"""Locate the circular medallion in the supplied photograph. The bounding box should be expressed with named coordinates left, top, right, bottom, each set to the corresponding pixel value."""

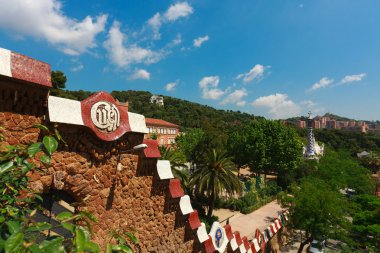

left=90, top=101, right=120, bottom=132
left=215, top=228, right=224, bottom=248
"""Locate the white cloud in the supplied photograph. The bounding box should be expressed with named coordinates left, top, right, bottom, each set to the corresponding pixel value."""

left=251, top=93, right=301, bottom=119
left=220, top=88, right=248, bottom=106
left=70, top=64, right=84, bottom=72
left=104, top=21, right=164, bottom=68
left=199, top=76, right=226, bottom=100
left=147, top=13, right=162, bottom=40
left=0, top=0, right=107, bottom=55
left=165, top=81, right=178, bottom=92
left=202, top=88, right=226, bottom=100
left=170, top=34, right=182, bottom=46
left=236, top=64, right=270, bottom=84
left=340, top=73, right=366, bottom=84
left=193, top=35, right=209, bottom=48
left=129, top=69, right=151, bottom=80
left=164, top=2, right=193, bottom=22
left=309, top=77, right=334, bottom=91
left=300, top=100, right=316, bottom=108
left=199, top=76, right=220, bottom=89
left=147, top=2, right=193, bottom=41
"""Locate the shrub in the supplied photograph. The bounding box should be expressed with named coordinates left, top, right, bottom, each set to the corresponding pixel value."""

left=199, top=215, right=219, bottom=231
left=240, top=191, right=258, bottom=207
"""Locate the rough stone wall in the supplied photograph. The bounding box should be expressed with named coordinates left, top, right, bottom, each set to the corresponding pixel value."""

left=0, top=81, right=199, bottom=252
left=0, top=80, right=47, bottom=147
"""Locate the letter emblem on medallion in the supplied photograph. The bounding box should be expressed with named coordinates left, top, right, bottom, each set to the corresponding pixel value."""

left=90, top=101, right=120, bottom=132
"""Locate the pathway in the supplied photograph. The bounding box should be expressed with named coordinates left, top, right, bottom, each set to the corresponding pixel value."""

left=214, top=200, right=284, bottom=239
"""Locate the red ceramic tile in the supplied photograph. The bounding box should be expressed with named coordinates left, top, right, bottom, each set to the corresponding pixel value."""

left=242, top=236, right=250, bottom=250
left=249, top=242, right=257, bottom=253
left=255, top=228, right=266, bottom=251
left=169, top=178, right=184, bottom=198
left=204, top=236, right=216, bottom=253
left=143, top=139, right=161, bottom=158
left=188, top=210, right=201, bottom=230
left=270, top=225, right=275, bottom=235
left=233, top=231, right=242, bottom=246
left=224, top=224, right=234, bottom=241
left=11, top=52, right=52, bottom=88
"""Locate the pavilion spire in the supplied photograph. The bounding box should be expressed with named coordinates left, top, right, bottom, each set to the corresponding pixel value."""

left=305, top=111, right=316, bottom=159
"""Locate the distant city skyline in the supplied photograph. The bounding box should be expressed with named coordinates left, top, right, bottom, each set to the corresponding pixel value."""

left=0, top=0, right=379, bottom=120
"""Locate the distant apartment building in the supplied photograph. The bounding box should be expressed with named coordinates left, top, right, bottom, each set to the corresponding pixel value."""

left=150, top=95, right=164, bottom=106
left=367, top=124, right=380, bottom=135
left=298, top=120, right=306, bottom=128
left=145, top=118, right=180, bottom=146
left=312, top=120, right=321, bottom=129
left=338, top=121, right=349, bottom=128
left=294, top=116, right=370, bottom=133
left=326, top=120, right=337, bottom=129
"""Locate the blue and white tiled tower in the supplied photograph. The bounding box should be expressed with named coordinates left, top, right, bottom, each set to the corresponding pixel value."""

left=305, top=111, right=316, bottom=159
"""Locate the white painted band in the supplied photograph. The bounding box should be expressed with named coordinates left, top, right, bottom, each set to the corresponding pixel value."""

left=275, top=219, right=281, bottom=229
left=0, top=48, right=11, bottom=77
left=239, top=244, right=247, bottom=253
left=156, top=160, right=174, bottom=180
left=179, top=195, right=193, bottom=215
left=128, top=112, right=148, bottom=133
left=271, top=223, right=277, bottom=233
left=197, top=223, right=209, bottom=243
left=252, top=238, right=261, bottom=252
left=48, top=96, right=84, bottom=125
left=230, top=237, right=238, bottom=251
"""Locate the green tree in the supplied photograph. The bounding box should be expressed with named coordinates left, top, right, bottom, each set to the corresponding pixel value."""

left=190, top=149, right=243, bottom=218
left=176, top=128, right=205, bottom=170
left=51, top=70, right=67, bottom=89
left=282, top=178, right=348, bottom=253
left=349, top=195, right=380, bottom=250
left=315, top=150, right=374, bottom=194
left=228, top=120, right=303, bottom=188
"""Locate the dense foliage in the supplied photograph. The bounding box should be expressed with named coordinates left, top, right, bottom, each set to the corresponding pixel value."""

left=228, top=120, right=303, bottom=188
left=280, top=149, right=377, bottom=252
left=283, top=178, right=348, bottom=253
left=349, top=195, right=380, bottom=249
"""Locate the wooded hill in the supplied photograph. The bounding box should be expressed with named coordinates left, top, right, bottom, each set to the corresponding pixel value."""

left=51, top=89, right=261, bottom=131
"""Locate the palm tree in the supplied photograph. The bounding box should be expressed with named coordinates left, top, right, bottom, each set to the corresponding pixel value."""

left=190, top=149, right=243, bottom=218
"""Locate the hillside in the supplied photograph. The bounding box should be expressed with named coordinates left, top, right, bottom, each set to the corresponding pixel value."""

left=51, top=89, right=260, bottom=131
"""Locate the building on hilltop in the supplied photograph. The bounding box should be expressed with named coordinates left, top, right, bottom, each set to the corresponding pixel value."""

left=145, top=118, right=180, bottom=146
left=303, top=112, right=324, bottom=160
left=150, top=95, right=164, bottom=106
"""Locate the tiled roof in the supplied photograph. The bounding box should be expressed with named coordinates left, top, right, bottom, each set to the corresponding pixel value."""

left=145, top=118, right=180, bottom=128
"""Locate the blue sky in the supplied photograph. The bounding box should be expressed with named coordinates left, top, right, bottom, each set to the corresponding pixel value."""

left=0, top=0, right=379, bottom=120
